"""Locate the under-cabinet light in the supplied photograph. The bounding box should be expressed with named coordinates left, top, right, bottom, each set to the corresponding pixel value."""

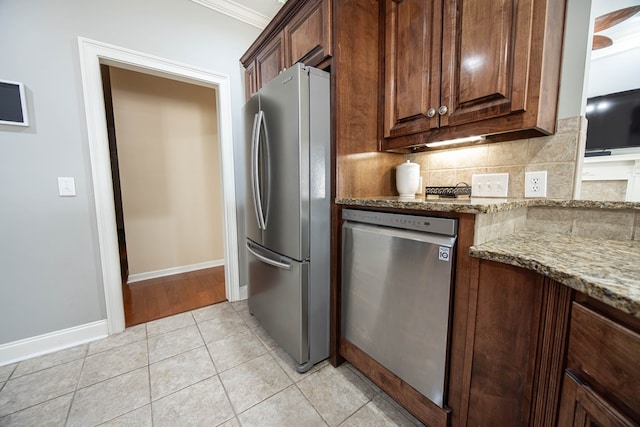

left=425, top=135, right=485, bottom=148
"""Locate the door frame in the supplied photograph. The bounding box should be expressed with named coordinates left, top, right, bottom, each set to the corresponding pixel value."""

left=77, top=37, right=240, bottom=335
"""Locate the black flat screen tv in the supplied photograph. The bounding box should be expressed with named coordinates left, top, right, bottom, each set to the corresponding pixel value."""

left=585, top=88, right=640, bottom=154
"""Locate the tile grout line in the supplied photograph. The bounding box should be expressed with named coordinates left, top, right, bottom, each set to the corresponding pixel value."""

left=292, top=370, right=331, bottom=426
left=145, top=322, right=154, bottom=427
left=192, top=308, right=239, bottom=426
left=64, top=343, right=90, bottom=426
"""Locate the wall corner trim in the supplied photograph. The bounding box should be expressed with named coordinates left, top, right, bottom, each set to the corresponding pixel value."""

left=0, top=321, right=108, bottom=367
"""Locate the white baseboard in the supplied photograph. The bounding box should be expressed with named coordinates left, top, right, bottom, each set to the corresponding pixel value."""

left=239, top=284, right=248, bottom=300
left=127, top=259, right=225, bottom=284
left=0, top=320, right=109, bottom=367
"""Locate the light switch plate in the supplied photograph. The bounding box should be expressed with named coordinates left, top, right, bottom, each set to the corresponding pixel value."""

left=471, top=173, right=509, bottom=198
left=58, top=177, right=76, bottom=197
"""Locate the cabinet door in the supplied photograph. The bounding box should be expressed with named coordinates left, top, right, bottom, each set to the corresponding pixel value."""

left=439, top=0, right=532, bottom=127
left=256, top=33, right=285, bottom=89
left=558, top=371, right=636, bottom=427
left=245, top=60, right=257, bottom=100
left=564, top=302, right=640, bottom=423
left=284, top=0, right=331, bottom=68
left=383, top=0, right=442, bottom=139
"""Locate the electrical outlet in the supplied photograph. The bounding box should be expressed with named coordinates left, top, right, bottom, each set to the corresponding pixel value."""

left=525, top=171, right=547, bottom=198
left=471, top=173, right=509, bottom=198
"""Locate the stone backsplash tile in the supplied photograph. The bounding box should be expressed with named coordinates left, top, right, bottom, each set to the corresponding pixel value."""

left=428, top=169, right=457, bottom=186
left=408, top=116, right=584, bottom=199
left=556, top=116, right=583, bottom=134
left=526, top=206, right=636, bottom=241
left=487, top=140, right=528, bottom=167
left=572, top=209, right=635, bottom=240
left=426, top=145, right=488, bottom=170
left=526, top=207, right=574, bottom=234
left=527, top=132, right=579, bottom=164
left=474, top=207, right=528, bottom=245
left=427, top=168, right=489, bottom=187
left=454, top=168, right=486, bottom=186
left=635, top=212, right=640, bottom=241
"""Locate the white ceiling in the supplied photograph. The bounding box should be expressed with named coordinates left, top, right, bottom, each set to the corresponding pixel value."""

left=588, top=0, right=640, bottom=96
left=590, top=0, right=640, bottom=61
left=191, top=0, right=285, bottom=29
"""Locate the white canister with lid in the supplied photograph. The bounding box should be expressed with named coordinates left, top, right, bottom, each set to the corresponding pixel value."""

left=396, top=160, right=421, bottom=197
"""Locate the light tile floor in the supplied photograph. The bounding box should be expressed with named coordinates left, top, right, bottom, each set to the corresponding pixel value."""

left=0, top=300, right=424, bottom=426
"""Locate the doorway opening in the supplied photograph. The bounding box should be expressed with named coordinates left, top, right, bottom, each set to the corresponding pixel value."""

left=78, top=37, right=240, bottom=335
left=100, top=65, right=228, bottom=326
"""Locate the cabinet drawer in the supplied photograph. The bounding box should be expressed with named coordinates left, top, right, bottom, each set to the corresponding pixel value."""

left=567, top=302, right=640, bottom=419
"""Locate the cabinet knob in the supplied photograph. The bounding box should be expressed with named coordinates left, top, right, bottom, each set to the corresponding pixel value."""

left=427, top=108, right=436, bottom=118
left=438, top=106, right=448, bottom=115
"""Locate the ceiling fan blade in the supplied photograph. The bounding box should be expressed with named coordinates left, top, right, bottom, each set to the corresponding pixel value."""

left=592, top=35, right=613, bottom=50
left=594, top=5, right=640, bottom=33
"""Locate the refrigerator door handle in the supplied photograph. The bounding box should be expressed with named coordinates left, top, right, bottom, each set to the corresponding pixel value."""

left=251, top=111, right=266, bottom=230
left=247, top=244, right=292, bottom=270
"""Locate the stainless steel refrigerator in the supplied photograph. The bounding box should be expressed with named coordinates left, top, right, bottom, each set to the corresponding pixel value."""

left=244, top=63, right=330, bottom=372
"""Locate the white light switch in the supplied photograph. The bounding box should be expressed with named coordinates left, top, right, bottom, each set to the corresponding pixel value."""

left=58, top=177, right=76, bottom=197
left=471, top=173, right=509, bottom=198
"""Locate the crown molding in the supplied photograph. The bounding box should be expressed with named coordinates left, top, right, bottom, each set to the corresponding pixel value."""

left=191, top=0, right=271, bottom=29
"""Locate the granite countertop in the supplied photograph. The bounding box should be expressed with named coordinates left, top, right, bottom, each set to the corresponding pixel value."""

left=470, top=231, right=640, bottom=318
left=335, top=196, right=640, bottom=214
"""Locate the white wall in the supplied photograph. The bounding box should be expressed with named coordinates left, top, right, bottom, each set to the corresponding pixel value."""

left=588, top=47, right=640, bottom=97
left=110, top=68, right=224, bottom=275
left=0, top=0, right=258, bottom=345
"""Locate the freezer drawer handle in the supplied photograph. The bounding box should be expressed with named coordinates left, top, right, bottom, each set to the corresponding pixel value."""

left=247, top=244, right=291, bottom=270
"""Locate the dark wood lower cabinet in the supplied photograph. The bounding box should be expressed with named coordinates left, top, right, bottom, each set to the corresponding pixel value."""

left=460, top=260, right=572, bottom=426
left=558, top=370, right=637, bottom=427
left=557, top=301, right=640, bottom=426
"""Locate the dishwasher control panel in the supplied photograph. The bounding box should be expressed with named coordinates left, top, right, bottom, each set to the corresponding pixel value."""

left=342, top=209, right=457, bottom=237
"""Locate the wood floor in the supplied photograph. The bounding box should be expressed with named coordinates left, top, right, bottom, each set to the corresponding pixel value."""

left=123, top=266, right=227, bottom=327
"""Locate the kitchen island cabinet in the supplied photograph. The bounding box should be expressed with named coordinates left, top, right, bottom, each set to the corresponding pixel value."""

left=382, top=0, right=566, bottom=152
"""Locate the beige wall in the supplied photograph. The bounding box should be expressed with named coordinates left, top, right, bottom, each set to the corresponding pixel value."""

left=407, top=117, right=587, bottom=199
left=110, top=68, right=224, bottom=275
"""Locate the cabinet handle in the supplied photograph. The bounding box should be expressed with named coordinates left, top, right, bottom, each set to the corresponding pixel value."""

left=427, top=108, right=436, bottom=118
left=438, top=106, right=448, bottom=115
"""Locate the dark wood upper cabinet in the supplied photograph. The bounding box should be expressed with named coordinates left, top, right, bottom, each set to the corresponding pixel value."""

left=383, top=0, right=443, bottom=138
left=241, top=0, right=331, bottom=99
left=382, top=0, right=567, bottom=152
left=255, top=33, right=285, bottom=93
left=283, top=0, right=331, bottom=68
left=244, top=60, right=258, bottom=100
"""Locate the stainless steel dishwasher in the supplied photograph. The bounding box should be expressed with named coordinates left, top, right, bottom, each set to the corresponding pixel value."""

left=341, top=209, right=457, bottom=408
